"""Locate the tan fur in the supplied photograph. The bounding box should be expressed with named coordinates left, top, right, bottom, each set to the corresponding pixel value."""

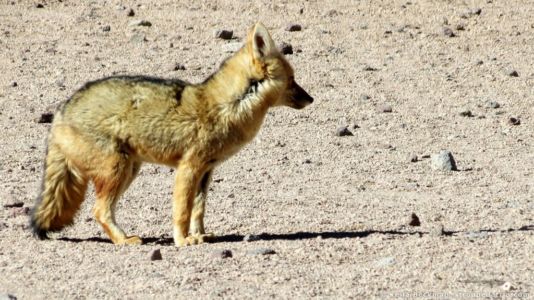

left=31, top=23, right=313, bottom=246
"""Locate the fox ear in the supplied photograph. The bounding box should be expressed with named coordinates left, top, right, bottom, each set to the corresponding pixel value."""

left=249, top=23, right=276, bottom=60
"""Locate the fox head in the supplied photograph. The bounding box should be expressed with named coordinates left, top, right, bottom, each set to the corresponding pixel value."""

left=245, top=23, right=313, bottom=109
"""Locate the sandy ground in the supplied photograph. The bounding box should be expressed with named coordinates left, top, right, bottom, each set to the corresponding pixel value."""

left=1, top=0, right=533, bottom=299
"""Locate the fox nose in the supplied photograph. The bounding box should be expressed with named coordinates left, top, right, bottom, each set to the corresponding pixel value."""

left=295, top=82, right=313, bottom=104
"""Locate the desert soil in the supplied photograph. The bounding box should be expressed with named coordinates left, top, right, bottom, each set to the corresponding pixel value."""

left=0, top=0, right=533, bottom=299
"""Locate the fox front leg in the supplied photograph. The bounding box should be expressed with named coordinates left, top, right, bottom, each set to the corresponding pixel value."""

left=189, top=170, right=215, bottom=242
left=172, top=160, right=211, bottom=246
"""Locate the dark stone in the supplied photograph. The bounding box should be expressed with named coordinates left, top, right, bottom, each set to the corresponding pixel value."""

left=173, top=63, right=186, bottom=71
left=37, top=113, right=54, bottom=124
left=508, top=70, right=519, bottom=77
left=3, top=201, right=24, bottom=208
left=442, top=27, right=455, bottom=37
left=212, top=249, right=233, bottom=259
left=243, top=234, right=261, bottom=242
left=285, top=23, right=302, bottom=32
left=279, top=42, right=293, bottom=55
left=214, top=29, right=233, bottom=40
left=508, top=117, right=520, bottom=126
left=459, top=110, right=473, bottom=117
left=335, top=126, right=353, bottom=137
left=150, top=249, right=162, bottom=261
left=408, top=213, right=421, bottom=226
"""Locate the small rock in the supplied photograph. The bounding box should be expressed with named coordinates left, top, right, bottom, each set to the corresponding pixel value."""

left=243, top=234, right=261, bottom=242
left=508, top=117, right=520, bottom=126
left=486, top=100, right=500, bottom=109
left=3, top=201, right=23, bottom=208
left=129, top=20, right=152, bottom=27
left=500, top=282, right=513, bottom=291
left=442, top=16, right=449, bottom=25
left=35, top=3, right=44, bottom=8
left=0, top=294, right=17, bottom=300
left=212, top=249, right=233, bottom=259
left=335, top=126, right=353, bottom=137
left=430, top=224, right=445, bottom=236
left=150, top=249, right=162, bottom=261
left=378, top=104, right=393, bottom=113
left=285, top=23, right=302, bottom=32
left=375, top=257, right=396, bottom=267
left=129, top=34, right=147, bottom=43
left=324, top=9, right=339, bottom=17
left=11, top=82, right=17, bottom=87
left=214, top=29, right=233, bottom=40
left=55, top=78, right=65, bottom=88
left=471, top=8, right=482, bottom=15
left=222, top=42, right=242, bottom=53
left=442, top=27, right=455, bottom=37
left=459, top=110, right=473, bottom=117
left=409, top=153, right=418, bottom=163
left=278, top=42, right=293, bottom=55
left=127, top=8, right=135, bottom=17
left=408, top=213, right=421, bottom=226
left=102, top=25, right=111, bottom=32
left=362, top=65, right=378, bottom=71
left=456, top=23, right=466, bottom=31
left=475, top=60, right=484, bottom=65
left=431, top=150, right=458, bottom=171
left=247, top=248, right=276, bottom=256
left=303, top=159, right=312, bottom=164
left=37, top=112, right=54, bottom=124
left=507, top=70, right=519, bottom=77
left=360, top=94, right=370, bottom=101
left=172, top=63, right=186, bottom=71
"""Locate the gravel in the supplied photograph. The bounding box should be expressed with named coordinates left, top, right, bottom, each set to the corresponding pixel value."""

left=1, top=1, right=532, bottom=298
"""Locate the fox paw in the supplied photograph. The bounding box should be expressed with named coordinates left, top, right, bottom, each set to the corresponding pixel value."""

left=116, top=235, right=143, bottom=245
left=175, top=233, right=215, bottom=247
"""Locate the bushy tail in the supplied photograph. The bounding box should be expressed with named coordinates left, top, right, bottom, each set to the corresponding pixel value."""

left=31, top=144, right=88, bottom=239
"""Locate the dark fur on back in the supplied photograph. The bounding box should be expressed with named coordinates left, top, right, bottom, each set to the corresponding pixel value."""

left=64, top=75, right=189, bottom=109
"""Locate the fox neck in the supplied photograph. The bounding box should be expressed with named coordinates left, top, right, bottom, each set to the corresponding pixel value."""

left=196, top=48, right=281, bottom=136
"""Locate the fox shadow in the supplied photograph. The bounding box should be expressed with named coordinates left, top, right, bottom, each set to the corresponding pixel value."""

left=58, top=225, right=533, bottom=245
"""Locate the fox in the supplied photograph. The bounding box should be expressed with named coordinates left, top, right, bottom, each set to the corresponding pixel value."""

left=30, top=23, right=313, bottom=246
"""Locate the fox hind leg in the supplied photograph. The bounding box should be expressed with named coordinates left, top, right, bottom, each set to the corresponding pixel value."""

left=93, top=157, right=142, bottom=245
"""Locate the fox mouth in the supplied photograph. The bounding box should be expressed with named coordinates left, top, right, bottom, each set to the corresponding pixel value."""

left=291, top=100, right=312, bottom=109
